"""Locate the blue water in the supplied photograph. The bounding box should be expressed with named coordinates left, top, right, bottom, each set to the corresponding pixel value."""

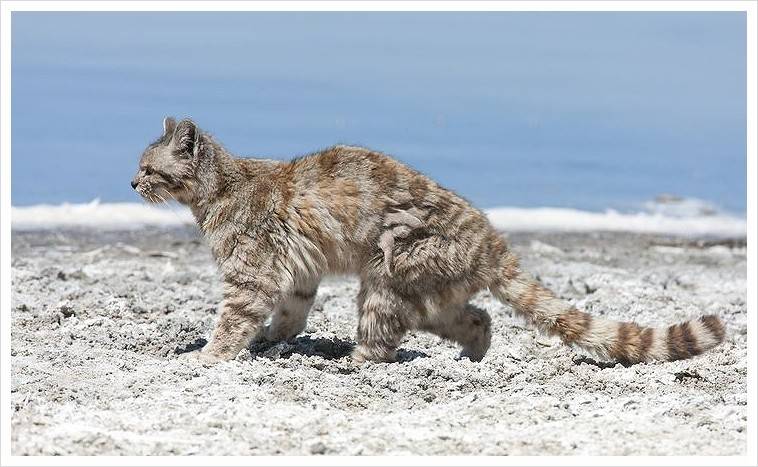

left=11, top=12, right=747, bottom=214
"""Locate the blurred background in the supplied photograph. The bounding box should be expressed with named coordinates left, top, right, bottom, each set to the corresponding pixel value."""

left=11, top=12, right=747, bottom=214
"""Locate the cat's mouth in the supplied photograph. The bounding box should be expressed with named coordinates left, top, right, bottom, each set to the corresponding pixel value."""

left=139, top=182, right=194, bottom=205
left=137, top=183, right=174, bottom=204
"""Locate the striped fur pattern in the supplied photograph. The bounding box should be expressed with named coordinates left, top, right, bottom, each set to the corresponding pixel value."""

left=132, top=117, right=725, bottom=364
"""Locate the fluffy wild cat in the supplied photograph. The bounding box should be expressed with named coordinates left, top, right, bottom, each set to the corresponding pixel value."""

left=131, top=117, right=725, bottom=364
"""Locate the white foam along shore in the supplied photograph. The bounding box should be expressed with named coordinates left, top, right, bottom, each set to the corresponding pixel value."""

left=10, top=199, right=747, bottom=237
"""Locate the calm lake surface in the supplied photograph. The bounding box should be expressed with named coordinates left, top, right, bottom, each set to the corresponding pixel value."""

left=11, top=12, right=747, bottom=214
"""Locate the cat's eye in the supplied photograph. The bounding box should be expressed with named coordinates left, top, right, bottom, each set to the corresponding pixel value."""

left=144, top=167, right=153, bottom=176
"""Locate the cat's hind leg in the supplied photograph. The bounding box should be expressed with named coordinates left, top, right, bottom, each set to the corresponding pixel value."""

left=420, top=302, right=492, bottom=361
left=352, top=281, right=416, bottom=363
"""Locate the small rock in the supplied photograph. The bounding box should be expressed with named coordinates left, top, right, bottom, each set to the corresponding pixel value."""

left=119, top=244, right=142, bottom=255
left=535, top=336, right=555, bottom=347
left=309, top=441, right=327, bottom=455
left=57, top=303, right=76, bottom=318
left=530, top=240, right=565, bottom=256
left=506, top=346, right=523, bottom=360
left=674, top=370, right=703, bottom=382
left=147, top=250, right=179, bottom=259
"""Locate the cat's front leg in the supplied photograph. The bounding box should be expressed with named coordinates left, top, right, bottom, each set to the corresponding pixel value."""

left=259, top=279, right=320, bottom=342
left=201, top=277, right=284, bottom=361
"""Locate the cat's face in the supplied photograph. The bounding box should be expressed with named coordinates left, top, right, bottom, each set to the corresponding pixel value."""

left=132, top=117, right=198, bottom=204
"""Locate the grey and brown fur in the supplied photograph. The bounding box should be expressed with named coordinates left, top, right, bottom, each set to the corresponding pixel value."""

left=132, top=117, right=726, bottom=364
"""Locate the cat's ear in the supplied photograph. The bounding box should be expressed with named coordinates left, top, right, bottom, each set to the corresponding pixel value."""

left=162, top=117, right=177, bottom=136
left=172, top=119, right=199, bottom=155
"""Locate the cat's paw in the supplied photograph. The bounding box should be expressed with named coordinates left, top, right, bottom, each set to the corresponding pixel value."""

left=351, top=345, right=396, bottom=364
left=178, top=350, right=225, bottom=365
left=256, top=324, right=301, bottom=344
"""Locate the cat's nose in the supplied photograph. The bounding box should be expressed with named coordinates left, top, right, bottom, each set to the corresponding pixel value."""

left=131, top=180, right=138, bottom=189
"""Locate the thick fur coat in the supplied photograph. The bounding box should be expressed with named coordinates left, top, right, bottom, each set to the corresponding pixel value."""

left=132, top=118, right=725, bottom=364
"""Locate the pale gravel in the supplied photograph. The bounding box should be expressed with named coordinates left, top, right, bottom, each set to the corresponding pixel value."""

left=9, top=228, right=747, bottom=455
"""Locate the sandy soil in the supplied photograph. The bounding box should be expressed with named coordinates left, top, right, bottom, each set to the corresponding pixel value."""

left=9, top=227, right=747, bottom=455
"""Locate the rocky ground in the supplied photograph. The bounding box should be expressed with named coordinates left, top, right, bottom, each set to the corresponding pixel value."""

left=9, top=227, right=747, bottom=455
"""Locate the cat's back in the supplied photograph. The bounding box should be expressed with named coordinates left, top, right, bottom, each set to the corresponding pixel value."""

left=290, top=144, right=454, bottom=203
left=291, top=144, right=408, bottom=184
left=287, top=145, right=486, bottom=232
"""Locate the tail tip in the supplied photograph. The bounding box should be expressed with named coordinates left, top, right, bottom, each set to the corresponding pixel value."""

left=698, top=314, right=726, bottom=344
left=664, top=314, right=725, bottom=361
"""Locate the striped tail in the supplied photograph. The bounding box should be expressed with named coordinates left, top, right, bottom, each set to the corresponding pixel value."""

left=490, top=258, right=725, bottom=363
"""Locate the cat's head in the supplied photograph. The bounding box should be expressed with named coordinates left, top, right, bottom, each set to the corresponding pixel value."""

left=132, top=117, right=202, bottom=204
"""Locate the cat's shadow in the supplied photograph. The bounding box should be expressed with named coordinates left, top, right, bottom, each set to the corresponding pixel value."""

left=249, top=334, right=355, bottom=360
left=176, top=335, right=429, bottom=362
left=250, top=335, right=429, bottom=362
